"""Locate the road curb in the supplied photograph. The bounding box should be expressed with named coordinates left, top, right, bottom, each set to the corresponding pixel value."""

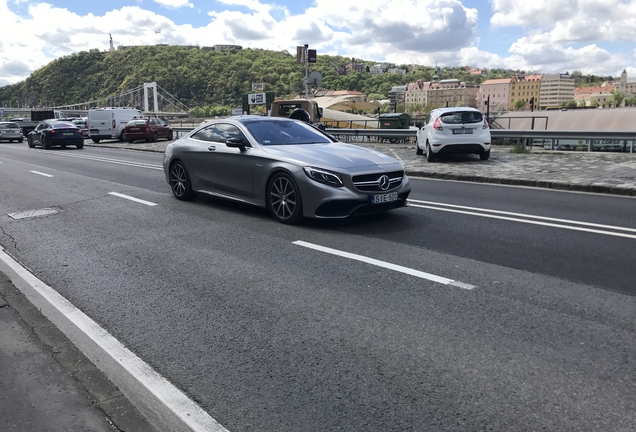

left=405, top=170, right=636, bottom=196
left=0, top=247, right=229, bottom=432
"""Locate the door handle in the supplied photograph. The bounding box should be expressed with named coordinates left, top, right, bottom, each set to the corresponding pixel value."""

left=208, top=146, right=216, bottom=151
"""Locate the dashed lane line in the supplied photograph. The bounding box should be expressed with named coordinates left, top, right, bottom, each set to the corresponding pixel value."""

left=293, top=240, right=476, bottom=290
left=108, top=192, right=157, bottom=206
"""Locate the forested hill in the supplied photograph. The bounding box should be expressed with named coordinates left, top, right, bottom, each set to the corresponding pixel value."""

left=0, top=46, right=504, bottom=111
left=0, top=46, right=611, bottom=112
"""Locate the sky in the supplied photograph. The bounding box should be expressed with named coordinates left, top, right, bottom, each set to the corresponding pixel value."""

left=1, top=0, right=636, bottom=87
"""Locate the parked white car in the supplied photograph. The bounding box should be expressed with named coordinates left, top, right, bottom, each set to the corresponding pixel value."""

left=416, top=107, right=491, bottom=161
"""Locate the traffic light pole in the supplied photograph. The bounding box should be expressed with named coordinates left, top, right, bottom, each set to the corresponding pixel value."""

left=304, top=44, right=309, bottom=99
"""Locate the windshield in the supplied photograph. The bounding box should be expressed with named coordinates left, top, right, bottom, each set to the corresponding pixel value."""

left=1, top=123, right=20, bottom=129
left=440, top=111, right=483, bottom=124
left=51, top=122, right=77, bottom=128
left=244, top=120, right=331, bottom=145
left=128, top=120, right=148, bottom=126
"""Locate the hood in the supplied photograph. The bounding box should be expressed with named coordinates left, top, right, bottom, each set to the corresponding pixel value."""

left=261, top=142, right=400, bottom=170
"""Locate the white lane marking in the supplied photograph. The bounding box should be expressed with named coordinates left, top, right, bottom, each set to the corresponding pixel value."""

left=293, top=240, right=476, bottom=290
left=108, top=192, right=157, bottom=206
left=30, top=170, right=54, bottom=178
left=0, top=247, right=229, bottom=432
left=409, top=201, right=636, bottom=240
left=8, top=208, right=58, bottom=220
left=8, top=145, right=163, bottom=170
left=410, top=199, right=636, bottom=233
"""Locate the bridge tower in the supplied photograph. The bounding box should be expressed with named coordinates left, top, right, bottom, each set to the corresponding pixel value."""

left=143, top=82, right=159, bottom=114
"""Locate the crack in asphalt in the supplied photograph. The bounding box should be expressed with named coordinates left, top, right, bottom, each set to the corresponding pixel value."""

left=0, top=222, right=20, bottom=252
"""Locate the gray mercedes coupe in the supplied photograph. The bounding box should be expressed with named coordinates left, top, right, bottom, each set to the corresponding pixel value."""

left=162, top=116, right=411, bottom=224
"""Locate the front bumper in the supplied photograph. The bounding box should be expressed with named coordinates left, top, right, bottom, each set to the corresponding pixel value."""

left=298, top=173, right=412, bottom=219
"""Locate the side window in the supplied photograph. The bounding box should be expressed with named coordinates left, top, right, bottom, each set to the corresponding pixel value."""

left=215, top=123, right=247, bottom=143
left=191, top=123, right=248, bottom=144
left=150, top=118, right=159, bottom=126
left=191, top=124, right=221, bottom=142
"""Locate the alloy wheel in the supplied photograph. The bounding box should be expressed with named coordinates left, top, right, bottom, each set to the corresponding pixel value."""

left=268, top=174, right=302, bottom=224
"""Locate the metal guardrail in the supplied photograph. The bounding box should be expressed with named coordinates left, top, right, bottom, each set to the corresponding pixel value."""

left=170, top=126, right=635, bottom=153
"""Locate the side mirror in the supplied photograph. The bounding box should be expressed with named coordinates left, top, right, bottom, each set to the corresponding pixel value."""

left=225, top=137, right=249, bottom=151
left=317, top=107, right=323, bottom=119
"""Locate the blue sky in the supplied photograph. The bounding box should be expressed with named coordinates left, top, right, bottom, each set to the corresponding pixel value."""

left=1, top=0, right=636, bottom=86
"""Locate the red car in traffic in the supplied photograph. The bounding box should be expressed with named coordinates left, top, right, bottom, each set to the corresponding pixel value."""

left=123, top=117, right=174, bottom=143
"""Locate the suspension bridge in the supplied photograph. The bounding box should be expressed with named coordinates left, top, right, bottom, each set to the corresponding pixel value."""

left=1, top=82, right=190, bottom=119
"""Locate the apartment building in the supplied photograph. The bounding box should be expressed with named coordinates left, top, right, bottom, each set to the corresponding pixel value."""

left=509, top=74, right=542, bottom=110
left=574, top=85, right=614, bottom=107
left=427, top=79, right=479, bottom=108
left=478, top=78, right=511, bottom=113
left=538, top=73, right=575, bottom=109
left=388, top=85, right=407, bottom=110
left=404, top=80, right=430, bottom=108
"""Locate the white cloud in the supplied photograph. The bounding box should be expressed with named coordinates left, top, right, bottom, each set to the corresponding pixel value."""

left=153, top=0, right=193, bottom=9
left=491, top=0, right=636, bottom=43
left=0, top=0, right=634, bottom=86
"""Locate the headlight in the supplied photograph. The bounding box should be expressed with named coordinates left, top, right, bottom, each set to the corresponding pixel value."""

left=303, top=166, right=344, bottom=187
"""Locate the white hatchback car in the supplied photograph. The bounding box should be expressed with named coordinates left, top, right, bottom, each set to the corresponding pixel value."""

left=416, top=107, right=491, bottom=162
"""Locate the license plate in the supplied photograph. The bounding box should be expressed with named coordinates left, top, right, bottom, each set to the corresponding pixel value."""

left=131, top=127, right=140, bottom=131
left=371, top=192, right=398, bottom=204
left=63, top=132, right=75, bottom=136
left=452, top=128, right=473, bottom=134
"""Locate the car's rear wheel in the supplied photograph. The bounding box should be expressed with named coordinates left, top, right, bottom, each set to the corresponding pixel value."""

left=152, top=132, right=158, bottom=142
left=42, top=135, right=51, bottom=149
left=268, top=173, right=303, bottom=224
left=425, top=142, right=436, bottom=162
left=76, top=141, right=84, bottom=149
left=92, top=138, right=100, bottom=143
left=416, top=140, right=423, bottom=155
left=168, top=131, right=174, bottom=141
left=119, top=131, right=125, bottom=142
left=18, top=137, right=23, bottom=143
left=480, top=150, right=490, bottom=161
left=169, top=161, right=197, bottom=201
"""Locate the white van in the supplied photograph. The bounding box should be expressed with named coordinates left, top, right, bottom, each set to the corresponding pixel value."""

left=88, top=107, right=143, bottom=143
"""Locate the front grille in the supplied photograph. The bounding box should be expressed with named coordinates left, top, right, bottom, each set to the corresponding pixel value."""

left=352, top=170, right=404, bottom=192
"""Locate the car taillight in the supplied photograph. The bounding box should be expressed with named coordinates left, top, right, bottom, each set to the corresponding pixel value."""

left=146, top=127, right=151, bottom=132
left=50, top=129, right=56, bottom=134
left=433, top=118, right=443, bottom=131
left=483, top=119, right=489, bottom=129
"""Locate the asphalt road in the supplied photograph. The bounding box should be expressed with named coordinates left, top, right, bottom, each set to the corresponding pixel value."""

left=1, top=143, right=635, bottom=431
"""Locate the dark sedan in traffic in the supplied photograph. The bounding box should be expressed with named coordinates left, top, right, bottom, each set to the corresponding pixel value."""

left=163, top=116, right=410, bottom=224
left=27, top=119, right=84, bottom=149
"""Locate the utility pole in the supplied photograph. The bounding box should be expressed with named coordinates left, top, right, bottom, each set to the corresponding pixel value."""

left=304, top=44, right=309, bottom=98
left=485, top=95, right=490, bottom=122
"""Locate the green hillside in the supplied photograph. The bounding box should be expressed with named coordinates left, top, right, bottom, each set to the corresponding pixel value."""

left=0, top=46, right=516, bottom=114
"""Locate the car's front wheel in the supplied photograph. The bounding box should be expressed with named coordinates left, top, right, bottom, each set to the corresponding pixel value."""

left=268, top=173, right=303, bottom=224
left=27, top=136, right=35, bottom=148
left=480, top=150, right=490, bottom=161
left=425, top=142, right=436, bottom=162
left=169, top=161, right=197, bottom=201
